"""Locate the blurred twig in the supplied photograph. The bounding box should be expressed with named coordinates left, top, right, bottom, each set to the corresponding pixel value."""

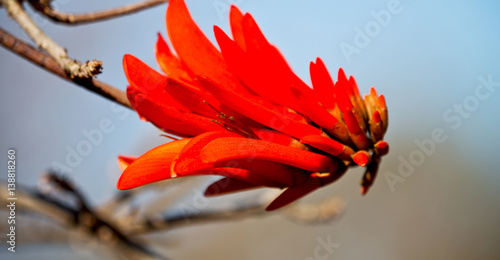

left=0, top=27, right=132, bottom=108
left=2, top=0, right=102, bottom=78
left=129, top=203, right=267, bottom=234
left=0, top=172, right=166, bottom=260
left=28, top=0, right=169, bottom=25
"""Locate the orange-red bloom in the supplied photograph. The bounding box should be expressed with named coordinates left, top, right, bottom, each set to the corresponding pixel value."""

left=118, top=0, right=389, bottom=211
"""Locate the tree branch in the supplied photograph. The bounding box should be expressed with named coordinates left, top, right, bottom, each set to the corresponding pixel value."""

left=0, top=27, right=132, bottom=109
left=2, top=0, right=101, bottom=78
left=129, top=203, right=267, bottom=234
left=28, top=0, right=169, bottom=25
left=0, top=172, right=166, bottom=260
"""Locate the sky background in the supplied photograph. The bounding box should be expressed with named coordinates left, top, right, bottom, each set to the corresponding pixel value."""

left=1, top=0, right=500, bottom=259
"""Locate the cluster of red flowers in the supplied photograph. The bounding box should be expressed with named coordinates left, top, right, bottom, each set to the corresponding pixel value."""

left=117, top=0, right=389, bottom=211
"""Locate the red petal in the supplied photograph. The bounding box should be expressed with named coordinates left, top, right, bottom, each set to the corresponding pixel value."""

left=195, top=167, right=282, bottom=187
left=372, top=111, right=382, bottom=124
left=174, top=131, right=306, bottom=186
left=334, top=79, right=354, bottom=113
left=124, top=54, right=191, bottom=112
left=344, top=109, right=370, bottom=150
left=241, top=13, right=269, bottom=53
left=266, top=169, right=347, bottom=211
left=166, top=0, right=249, bottom=94
left=163, top=78, right=222, bottom=119
left=300, top=135, right=344, bottom=157
left=205, top=177, right=263, bottom=196
left=251, top=128, right=292, bottom=146
left=155, top=33, right=194, bottom=84
left=197, top=77, right=320, bottom=139
left=131, top=93, right=222, bottom=137
left=229, top=5, right=246, bottom=51
left=123, top=54, right=168, bottom=92
left=310, top=58, right=336, bottom=109
left=344, top=109, right=362, bottom=134
left=235, top=16, right=336, bottom=129
left=352, top=151, right=371, bottom=167
left=266, top=177, right=322, bottom=211
left=117, top=155, right=138, bottom=172
left=200, top=137, right=337, bottom=173
left=117, top=139, right=191, bottom=189
left=173, top=131, right=240, bottom=175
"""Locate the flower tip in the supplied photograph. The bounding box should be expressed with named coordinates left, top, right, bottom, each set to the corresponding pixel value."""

left=117, top=155, right=137, bottom=171
left=374, top=140, right=389, bottom=156
left=361, top=186, right=369, bottom=195
left=116, top=173, right=136, bottom=190
left=377, top=94, right=386, bottom=108
left=338, top=67, right=347, bottom=82
left=372, top=111, right=382, bottom=124
left=352, top=151, right=371, bottom=167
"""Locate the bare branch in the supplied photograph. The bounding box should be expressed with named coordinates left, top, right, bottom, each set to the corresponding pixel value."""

left=2, top=0, right=101, bottom=78
left=28, top=0, right=169, bottom=25
left=129, top=203, right=267, bottom=234
left=0, top=27, right=132, bottom=109
left=281, top=196, right=345, bottom=223
left=0, top=173, right=166, bottom=260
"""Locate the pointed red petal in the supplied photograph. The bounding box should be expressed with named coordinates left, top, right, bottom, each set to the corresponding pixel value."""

left=131, top=93, right=221, bottom=137
left=174, top=131, right=305, bottom=186
left=117, top=139, right=191, bottom=189
left=266, top=177, right=322, bottom=211
left=300, top=134, right=354, bottom=160
left=200, top=137, right=337, bottom=173
left=352, top=150, right=371, bottom=167
left=310, top=58, right=336, bottom=109
left=155, top=33, right=194, bottom=83
left=372, top=110, right=382, bottom=124
left=348, top=75, right=361, bottom=97
left=124, top=54, right=192, bottom=112
left=266, top=169, right=347, bottom=211
left=235, top=16, right=336, bottom=129
left=195, top=167, right=282, bottom=187
left=251, top=128, right=292, bottom=146
left=163, top=78, right=222, bottom=119
left=197, top=77, right=321, bottom=139
left=229, top=5, right=246, bottom=51
left=334, top=79, right=354, bottom=113
left=344, top=109, right=362, bottom=134
left=205, top=177, right=262, bottom=196
left=123, top=54, right=167, bottom=92
left=117, top=155, right=138, bottom=172
left=166, top=0, right=249, bottom=94
left=173, top=131, right=239, bottom=175
left=344, top=109, right=370, bottom=150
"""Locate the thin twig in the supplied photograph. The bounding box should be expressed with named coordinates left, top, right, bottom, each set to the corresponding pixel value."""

left=0, top=27, right=132, bottom=109
left=0, top=173, right=167, bottom=260
left=2, top=0, right=101, bottom=78
left=28, top=0, right=169, bottom=25
left=130, top=203, right=267, bottom=234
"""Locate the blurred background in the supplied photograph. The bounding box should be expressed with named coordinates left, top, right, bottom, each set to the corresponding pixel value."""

left=1, top=0, right=500, bottom=259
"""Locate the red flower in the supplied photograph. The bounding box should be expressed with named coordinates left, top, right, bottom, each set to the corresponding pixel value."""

left=118, top=0, right=389, bottom=211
